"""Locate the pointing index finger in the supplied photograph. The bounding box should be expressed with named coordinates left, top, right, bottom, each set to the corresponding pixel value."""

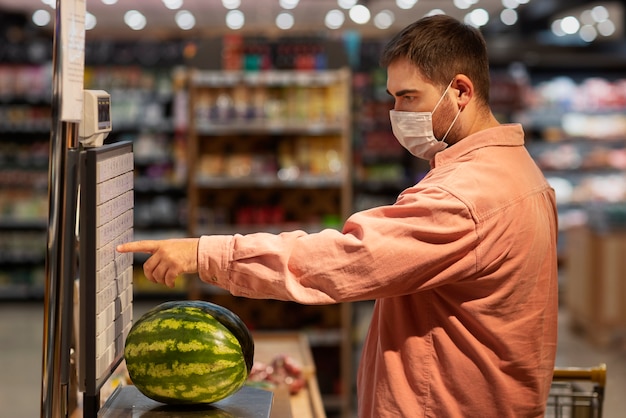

left=116, top=240, right=159, bottom=254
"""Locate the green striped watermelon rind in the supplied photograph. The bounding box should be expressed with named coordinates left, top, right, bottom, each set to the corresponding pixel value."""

left=143, top=300, right=255, bottom=372
left=124, top=300, right=255, bottom=405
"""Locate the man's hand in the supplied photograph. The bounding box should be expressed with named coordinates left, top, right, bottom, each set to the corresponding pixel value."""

left=117, top=238, right=199, bottom=288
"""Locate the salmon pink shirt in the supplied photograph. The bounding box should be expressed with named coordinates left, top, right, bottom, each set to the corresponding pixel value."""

left=198, top=124, right=558, bottom=417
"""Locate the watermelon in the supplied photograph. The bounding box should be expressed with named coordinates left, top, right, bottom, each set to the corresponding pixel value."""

left=124, top=300, right=254, bottom=404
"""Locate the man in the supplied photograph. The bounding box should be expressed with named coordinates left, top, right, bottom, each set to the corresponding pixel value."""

left=118, top=15, right=558, bottom=417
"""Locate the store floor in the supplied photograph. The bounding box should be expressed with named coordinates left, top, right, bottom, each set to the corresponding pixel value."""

left=1, top=300, right=624, bottom=418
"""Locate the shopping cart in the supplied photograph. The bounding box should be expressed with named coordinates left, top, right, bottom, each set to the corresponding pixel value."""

left=545, top=363, right=607, bottom=418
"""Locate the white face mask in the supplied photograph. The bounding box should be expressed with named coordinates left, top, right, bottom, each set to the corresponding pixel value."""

left=389, top=80, right=461, bottom=160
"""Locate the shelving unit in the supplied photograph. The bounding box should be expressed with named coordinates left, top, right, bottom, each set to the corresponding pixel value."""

left=185, top=67, right=353, bottom=417
left=507, top=71, right=626, bottom=346
left=0, top=38, right=192, bottom=300
left=0, top=63, right=51, bottom=299
left=511, top=73, right=626, bottom=255
left=186, top=68, right=352, bottom=235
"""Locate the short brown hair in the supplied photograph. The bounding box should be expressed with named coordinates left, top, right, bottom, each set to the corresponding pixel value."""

left=380, top=15, right=491, bottom=105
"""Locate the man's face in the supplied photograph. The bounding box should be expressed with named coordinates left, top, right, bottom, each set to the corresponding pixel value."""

left=386, top=57, right=441, bottom=113
left=386, top=57, right=460, bottom=142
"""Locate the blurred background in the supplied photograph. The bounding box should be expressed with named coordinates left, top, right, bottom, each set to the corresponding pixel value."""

left=0, top=1, right=625, bottom=417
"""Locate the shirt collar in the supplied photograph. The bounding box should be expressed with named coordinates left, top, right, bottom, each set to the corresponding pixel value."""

left=430, top=123, right=525, bottom=169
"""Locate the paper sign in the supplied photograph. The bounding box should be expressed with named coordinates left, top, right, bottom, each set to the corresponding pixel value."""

left=60, top=0, right=86, bottom=122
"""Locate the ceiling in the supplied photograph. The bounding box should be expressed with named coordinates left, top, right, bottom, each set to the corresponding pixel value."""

left=1, top=0, right=624, bottom=69
left=0, top=0, right=615, bottom=41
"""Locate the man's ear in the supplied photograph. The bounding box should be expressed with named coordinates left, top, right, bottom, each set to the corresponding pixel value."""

left=452, top=75, right=473, bottom=108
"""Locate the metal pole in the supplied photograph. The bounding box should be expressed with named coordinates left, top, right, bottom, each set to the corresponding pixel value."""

left=41, top=0, right=81, bottom=416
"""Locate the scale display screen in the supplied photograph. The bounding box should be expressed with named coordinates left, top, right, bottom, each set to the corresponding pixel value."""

left=97, top=96, right=111, bottom=130
left=78, top=141, right=134, bottom=395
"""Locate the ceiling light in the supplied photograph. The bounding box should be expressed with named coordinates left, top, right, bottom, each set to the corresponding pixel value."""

left=579, top=24, right=597, bottom=42
left=40, top=0, right=55, bottom=8
left=338, top=0, right=357, bottom=10
left=349, top=5, right=371, bottom=25
left=597, top=19, right=615, bottom=37
left=501, top=0, right=518, bottom=9
left=276, top=12, right=294, bottom=29
left=500, top=8, right=517, bottom=26
left=374, top=10, right=395, bottom=30
left=85, top=12, right=97, bottom=30
left=279, top=0, right=299, bottom=10
left=101, top=0, right=118, bottom=5
left=175, top=10, right=195, bottom=30
left=396, top=0, right=418, bottom=10
left=580, top=10, right=595, bottom=26
left=466, top=8, right=489, bottom=27
left=560, top=16, right=580, bottom=35
left=124, top=10, right=147, bottom=30
left=591, top=5, right=609, bottom=23
left=425, top=9, right=445, bottom=17
left=453, top=0, right=472, bottom=10
left=32, top=9, right=51, bottom=27
left=222, top=0, right=241, bottom=10
left=325, top=9, right=345, bottom=29
left=551, top=19, right=566, bottom=37
left=163, top=0, right=183, bottom=10
left=226, top=9, right=245, bottom=30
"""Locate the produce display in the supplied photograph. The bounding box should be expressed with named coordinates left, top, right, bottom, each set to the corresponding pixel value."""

left=247, top=354, right=307, bottom=395
left=124, top=300, right=254, bottom=404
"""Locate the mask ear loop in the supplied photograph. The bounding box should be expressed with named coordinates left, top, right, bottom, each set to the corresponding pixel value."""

left=432, top=78, right=459, bottom=143
left=441, top=106, right=462, bottom=142
left=431, top=78, right=455, bottom=113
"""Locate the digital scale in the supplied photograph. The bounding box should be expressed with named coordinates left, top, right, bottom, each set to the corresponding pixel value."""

left=75, top=94, right=273, bottom=418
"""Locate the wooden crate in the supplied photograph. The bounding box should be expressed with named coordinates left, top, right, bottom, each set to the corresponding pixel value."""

left=565, top=227, right=626, bottom=346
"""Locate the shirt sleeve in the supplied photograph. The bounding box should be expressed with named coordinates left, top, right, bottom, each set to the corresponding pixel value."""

left=197, top=185, right=479, bottom=304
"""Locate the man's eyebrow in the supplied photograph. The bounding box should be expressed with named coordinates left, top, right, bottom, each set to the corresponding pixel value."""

left=386, top=88, right=420, bottom=97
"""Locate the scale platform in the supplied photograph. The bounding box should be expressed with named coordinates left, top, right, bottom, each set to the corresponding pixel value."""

left=99, top=385, right=274, bottom=418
